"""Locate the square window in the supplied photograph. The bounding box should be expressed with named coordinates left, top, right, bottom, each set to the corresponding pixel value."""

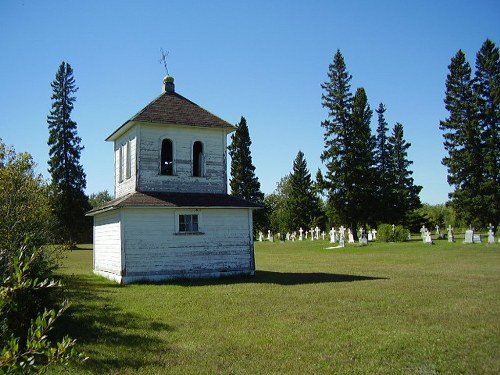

left=179, top=214, right=199, bottom=233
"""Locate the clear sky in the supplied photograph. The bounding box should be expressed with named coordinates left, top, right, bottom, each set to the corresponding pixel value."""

left=1, top=0, right=499, bottom=204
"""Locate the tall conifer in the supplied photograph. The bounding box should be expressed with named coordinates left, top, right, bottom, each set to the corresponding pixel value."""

left=47, top=61, right=90, bottom=243
left=474, top=39, right=500, bottom=226
left=284, top=151, right=321, bottom=231
left=440, top=50, right=485, bottom=226
left=374, top=103, right=391, bottom=223
left=387, top=123, right=422, bottom=223
left=228, top=116, right=264, bottom=204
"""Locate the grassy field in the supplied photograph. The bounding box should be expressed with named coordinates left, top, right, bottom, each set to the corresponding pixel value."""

left=50, top=239, right=500, bottom=374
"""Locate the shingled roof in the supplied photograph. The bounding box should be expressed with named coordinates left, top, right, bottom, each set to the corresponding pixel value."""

left=106, top=78, right=235, bottom=141
left=87, top=191, right=262, bottom=216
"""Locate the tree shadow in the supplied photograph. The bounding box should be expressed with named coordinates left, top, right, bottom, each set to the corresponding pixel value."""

left=166, top=270, right=387, bottom=287
left=52, top=274, right=175, bottom=373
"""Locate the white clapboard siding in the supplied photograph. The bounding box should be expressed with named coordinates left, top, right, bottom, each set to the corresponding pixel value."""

left=114, top=128, right=137, bottom=198
left=121, top=208, right=253, bottom=277
left=137, top=124, right=228, bottom=194
left=93, top=211, right=122, bottom=276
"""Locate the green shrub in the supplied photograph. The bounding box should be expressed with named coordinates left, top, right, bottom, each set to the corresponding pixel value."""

left=377, top=224, right=408, bottom=242
left=0, top=246, right=86, bottom=374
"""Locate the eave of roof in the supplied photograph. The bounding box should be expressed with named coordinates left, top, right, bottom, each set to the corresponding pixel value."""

left=106, top=91, right=235, bottom=141
left=87, top=191, right=262, bottom=216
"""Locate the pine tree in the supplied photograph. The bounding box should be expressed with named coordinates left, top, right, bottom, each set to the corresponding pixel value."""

left=387, top=123, right=422, bottom=223
left=373, top=103, right=391, bottom=223
left=474, top=39, right=500, bottom=226
left=284, top=151, right=321, bottom=231
left=47, top=61, right=90, bottom=243
left=440, top=50, right=484, bottom=227
left=228, top=116, right=264, bottom=203
left=320, top=50, right=353, bottom=227
left=344, top=87, right=376, bottom=231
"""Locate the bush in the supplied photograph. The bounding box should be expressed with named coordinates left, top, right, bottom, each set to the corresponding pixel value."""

left=377, top=224, right=408, bottom=242
left=0, top=245, right=85, bottom=374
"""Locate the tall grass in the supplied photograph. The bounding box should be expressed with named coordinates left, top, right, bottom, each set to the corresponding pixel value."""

left=50, top=240, right=500, bottom=374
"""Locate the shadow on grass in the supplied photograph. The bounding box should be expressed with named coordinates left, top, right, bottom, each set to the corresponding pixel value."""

left=168, top=270, right=387, bottom=287
left=52, top=274, right=175, bottom=373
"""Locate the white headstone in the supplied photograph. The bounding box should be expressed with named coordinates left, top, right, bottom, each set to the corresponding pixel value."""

left=329, top=228, right=336, bottom=243
left=348, top=229, right=354, bottom=243
left=488, top=228, right=495, bottom=244
left=464, top=229, right=474, bottom=244
left=299, top=227, right=304, bottom=241
left=448, top=225, right=454, bottom=242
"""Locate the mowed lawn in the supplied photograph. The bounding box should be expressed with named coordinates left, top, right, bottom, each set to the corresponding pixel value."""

left=50, top=240, right=500, bottom=374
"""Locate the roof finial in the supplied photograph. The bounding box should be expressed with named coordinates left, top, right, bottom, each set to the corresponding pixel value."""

left=160, top=48, right=175, bottom=93
left=159, top=48, right=169, bottom=76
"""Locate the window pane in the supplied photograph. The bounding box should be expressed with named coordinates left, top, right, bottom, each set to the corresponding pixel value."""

left=161, top=139, right=173, bottom=175
left=179, top=214, right=199, bottom=233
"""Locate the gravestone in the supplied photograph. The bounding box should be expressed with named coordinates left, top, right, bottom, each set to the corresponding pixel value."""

left=299, top=227, right=304, bottom=241
left=359, top=228, right=368, bottom=245
left=424, top=230, right=433, bottom=245
left=372, top=229, right=377, bottom=241
left=420, top=225, right=427, bottom=239
left=258, top=231, right=263, bottom=242
left=473, top=234, right=481, bottom=243
left=447, top=225, right=455, bottom=242
left=329, top=227, right=336, bottom=243
left=339, top=230, right=345, bottom=247
left=488, top=227, right=495, bottom=244
left=348, top=229, right=355, bottom=243
left=464, top=228, right=474, bottom=244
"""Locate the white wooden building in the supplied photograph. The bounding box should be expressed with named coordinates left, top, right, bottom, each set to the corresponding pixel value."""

left=87, top=77, right=260, bottom=284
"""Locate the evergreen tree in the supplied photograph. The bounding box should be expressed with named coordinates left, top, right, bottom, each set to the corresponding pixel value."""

left=373, top=102, right=391, bottom=223
left=387, top=123, right=422, bottom=223
left=228, top=116, right=264, bottom=203
left=228, top=116, right=265, bottom=232
left=47, top=61, right=90, bottom=243
left=474, top=39, right=500, bottom=226
left=284, top=151, right=321, bottom=231
left=344, top=87, right=376, bottom=231
left=440, top=50, right=485, bottom=227
left=320, top=50, right=353, bottom=228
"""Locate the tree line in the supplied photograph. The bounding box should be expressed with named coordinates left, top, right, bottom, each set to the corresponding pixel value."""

left=230, top=50, right=422, bottom=239
left=230, top=39, right=499, bottom=236
left=440, top=39, right=499, bottom=229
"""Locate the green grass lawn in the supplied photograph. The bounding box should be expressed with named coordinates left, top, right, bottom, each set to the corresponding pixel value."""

left=50, top=240, right=500, bottom=374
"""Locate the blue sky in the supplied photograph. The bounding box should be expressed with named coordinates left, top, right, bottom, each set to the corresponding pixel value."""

left=1, top=0, right=499, bottom=204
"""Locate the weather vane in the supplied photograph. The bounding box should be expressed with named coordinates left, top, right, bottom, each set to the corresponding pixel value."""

left=159, top=48, right=169, bottom=76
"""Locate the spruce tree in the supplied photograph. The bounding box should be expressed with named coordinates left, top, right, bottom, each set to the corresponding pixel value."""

left=440, top=50, right=484, bottom=227
left=374, top=102, right=391, bottom=223
left=228, top=116, right=264, bottom=204
left=474, top=39, right=500, bottom=226
left=320, top=50, right=353, bottom=228
left=387, top=123, right=422, bottom=223
left=344, top=87, right=376, bottom=232
left=284, top=151, right=321, bottom=231
left=47, top=61, right=90, bottom=243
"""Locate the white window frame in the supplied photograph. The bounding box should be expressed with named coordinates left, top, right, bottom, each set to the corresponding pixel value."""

left=176, top=211, right=203, bottom=235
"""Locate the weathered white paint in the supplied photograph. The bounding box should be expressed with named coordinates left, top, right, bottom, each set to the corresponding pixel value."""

left=136, top=123, right=229, bottom=194
left=114, top=127, right=137, bottom=198
left=93, top=210, right=123, bottom=282
left=93, top=207, right=254, bottom=284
